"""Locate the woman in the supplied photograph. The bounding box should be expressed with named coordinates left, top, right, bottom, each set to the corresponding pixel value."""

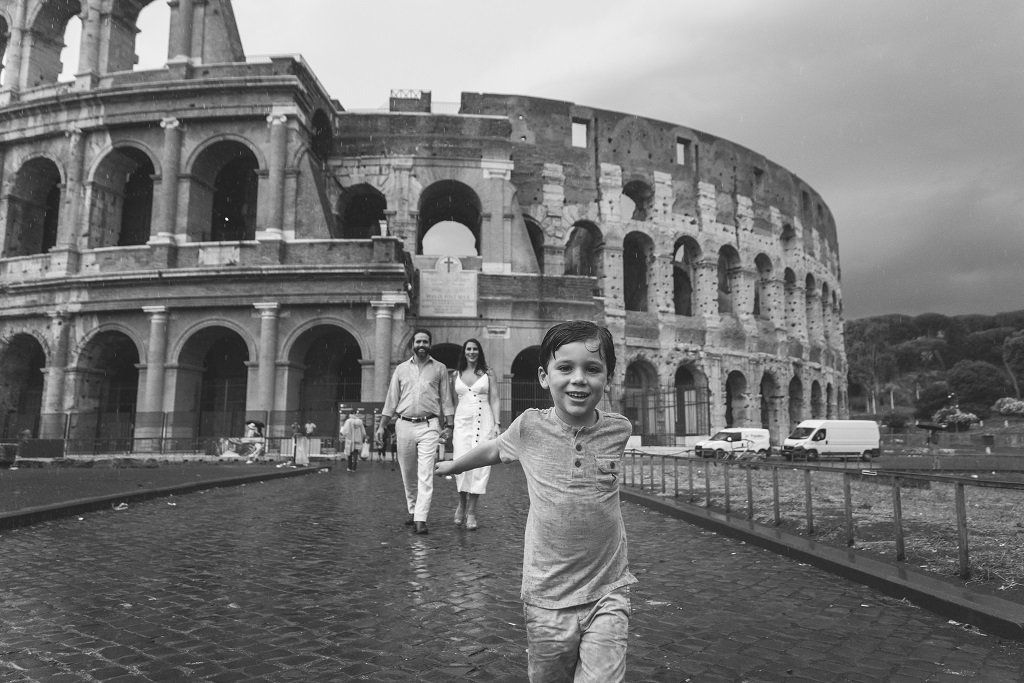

left=450, top=338, right=501, bottom=530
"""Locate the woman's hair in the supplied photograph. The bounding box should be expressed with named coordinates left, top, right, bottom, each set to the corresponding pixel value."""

left=538, top=320, right=616, bottom=376
left=456, top=337, right=489, bottom=374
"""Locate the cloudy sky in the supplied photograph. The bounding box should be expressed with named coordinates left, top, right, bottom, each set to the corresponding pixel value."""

left=130, top=0, right=1023, bottom=320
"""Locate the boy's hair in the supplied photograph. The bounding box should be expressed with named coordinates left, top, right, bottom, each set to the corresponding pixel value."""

left=456, top=338, right=489, bottom=374
left=411, top=328, right=433, bottom=344
left=538, top=320, right=616, bottom=376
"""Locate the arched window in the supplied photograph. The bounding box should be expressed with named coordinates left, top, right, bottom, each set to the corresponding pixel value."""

left=89, top=147, right=155, bottom=248
left=622, top=179, right=653, bottom=221
left=189, top=141, right=260, bottom=242
left=70, top=331, right=140, bottom=451
left=290, top=325, right=362, bottom=435
left=4, top=157, right=62, bottom=257
left=338, top=184, right=386, bottom=239
left=511, top=346, right=549, bottom=418
left=175, top=327, right=250, bottom=439
left=524, top=216, right=545, bottom=273
left=675, top=365, right=709, bottom=436
left=622, top=231, right=654, bottom=312
left=754, top=253, right=773, bottom=318
left=725, top=370, right=748, bottom=428
left=0, top=334, right=45, bottom=438
left=563, top=221, right=603, bottom=277
left=623, top=360, right=658, bottom=438
left=788, top=376, right=804, bottom=428
left=811, top=380, right=823, bottom=419
left=418, top=180, right=481, bottom=255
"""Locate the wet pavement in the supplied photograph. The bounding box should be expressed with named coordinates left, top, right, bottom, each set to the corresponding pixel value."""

left=1, top=461, right=1023, bottom=682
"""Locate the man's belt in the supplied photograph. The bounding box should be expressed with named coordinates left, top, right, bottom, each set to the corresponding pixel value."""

left=397, top=414, right=436, bottom=423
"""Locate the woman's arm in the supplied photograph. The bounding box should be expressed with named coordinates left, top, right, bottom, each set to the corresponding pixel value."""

left=435, top=439, right=501, bottom=476
left=487, top=369, right=502, bottom=435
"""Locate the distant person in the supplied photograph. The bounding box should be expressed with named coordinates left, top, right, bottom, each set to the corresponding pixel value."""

left=435, top=320, right=635, bottom=681
left=375, top=329, right=454, bottom=534
left=340, top=411, right=367, bottom=472
left=449, top=338, right=501, bottom=530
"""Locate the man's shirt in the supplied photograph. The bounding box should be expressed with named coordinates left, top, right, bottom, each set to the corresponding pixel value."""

left=381, top=355, right=454, bottom=420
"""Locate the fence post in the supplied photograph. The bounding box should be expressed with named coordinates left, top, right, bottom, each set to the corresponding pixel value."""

left=955, top=482, right=970, bottom=578
left=843, top=473, right=854, bottom=546
left=688, top=458, right=694, bottom=502
left=892, top=476, right=905, bottom=561
left=803, top=469, right=814, bottom=534
left=673, top=457, right=679, bottom=498
left=661, top=455, right=667, bottom=495
left=704, top=463, right=712, bottom=507
left=723, top=462, right=731, bottom=513
left=746, top=465, right=754, bottom=519
left=772, top=466, right=781, bottom=526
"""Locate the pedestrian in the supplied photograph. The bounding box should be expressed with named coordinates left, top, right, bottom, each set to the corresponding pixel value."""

left=374, top=328, right=454, bottom=535
left=449, top=338, right=501, bottom=530
left=340, top=410, right=367, bottom=472
left=384, top=422, right=397, bottom=470
left=434, top=320, right=635, bottom=681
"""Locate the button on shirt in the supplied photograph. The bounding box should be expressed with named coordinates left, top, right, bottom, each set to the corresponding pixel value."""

left=496, top=408, right=637, bottom=609
left=381, top=355, right=454, bottom=421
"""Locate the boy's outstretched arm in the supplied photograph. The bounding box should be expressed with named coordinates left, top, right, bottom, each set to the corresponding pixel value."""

left=435, top=439, right=501, bottom=477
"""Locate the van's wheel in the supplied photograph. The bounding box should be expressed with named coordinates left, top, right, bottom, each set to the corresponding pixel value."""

left=757, top=449, right=768, bottom=460
left=715, top=449, right=725, bottom=459
left=861, top=451, right=871, bottom=462
left=806, top=449, right=819, bottom=461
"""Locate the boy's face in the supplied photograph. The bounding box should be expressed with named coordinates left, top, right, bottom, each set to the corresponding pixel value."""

left=538, top=338, right=608, bottom=427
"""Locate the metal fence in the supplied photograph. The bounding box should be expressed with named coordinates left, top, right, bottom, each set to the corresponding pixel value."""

left=620, top=386, right=711, bottom=445
left=623, top=452, right=1024, bottom=580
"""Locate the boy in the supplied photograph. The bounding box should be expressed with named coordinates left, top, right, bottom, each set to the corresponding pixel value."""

left=435, top=320, right=635, bottom=682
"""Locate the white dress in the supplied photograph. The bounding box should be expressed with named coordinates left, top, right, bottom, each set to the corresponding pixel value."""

left=453, top=372, right=494, bottom=494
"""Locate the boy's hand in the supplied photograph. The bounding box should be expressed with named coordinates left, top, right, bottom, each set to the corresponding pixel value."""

left=434, top=460, right=456, bottom=477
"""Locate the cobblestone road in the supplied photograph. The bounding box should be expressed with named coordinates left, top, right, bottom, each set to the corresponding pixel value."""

left=1, top=462, right=1023, bottom=682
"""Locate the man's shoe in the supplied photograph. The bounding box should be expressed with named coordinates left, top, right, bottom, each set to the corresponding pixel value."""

left=404, top=514, right=415, bottom=526
left=414, top=521, right=429, bottom=535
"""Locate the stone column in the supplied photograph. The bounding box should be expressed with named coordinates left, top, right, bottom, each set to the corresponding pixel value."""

left=75, top=0, right=103, bottom=85
left=805, top=289, right=822, bottom=346
left=264, top=113, right=288, bottom=238
left=39, top=312, right=70, bottom=438
left=254, top=302, right=280, bottom=417
left=48, top=129, right=86, bottom=276
left=1, top=0, right=27, bottom=92
left=155, top=117, right=183, bottom=242
left=694, top=259, right=719, bottom=322
left=140, top=306, right=169, bottom=414
left=372, top=302, right=395, bottom=402
left=169, top=0, right=194, bottom=63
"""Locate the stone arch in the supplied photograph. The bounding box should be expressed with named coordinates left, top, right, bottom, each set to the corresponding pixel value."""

left=788, top=375, right=804, bottom=427
left=811, top=379, right=824, bottom=419
left=510, top=345, right=548, bottom=418
left=286, top=324, right=363, bottom=436
left=622, top=178, right=653, bottom=221
left=672, top=236, right=700, bottom=316
left=431, top=343, right=461, bottom=370
left=826, top=382, right=835, bottom=419
left=622, top=231, right=654, bottom=312
left=187, top=138, right=262, bottom=242
left=0, top=13, right=10, bottom=82
left=717, top=245, right=741, bottom=314
left=69, top=329, right=141, bottom=450
left=337, top=183, right=386, bottom=239
left=0, top=333, right=46, bottom=438
left=23, top=0, right=83, bottom=88
left=173, top=325, right=251, bottom=439
left=563, top=220, right=603, bottom=277
left=724, top=370, right=748, bottom=428
left=417, top=179, right=482, bottom=255
left=523, top=216, right=545, bottom=273
left=781, top=222, right=797, bottom=252
left=4, top=156, right=63, bottom=257
left=623, top=358, right=658, bottom=438
left=821, top=282, right=832, bottom=345
left=674, top=363, right=709, bottom=436
left=805, top=273, right=818, bottom=340
left=753, top=253, right=773, bottom=318
left=310, top=109, right=333, bottom=160
left=87, top=145, right=156, bottom=248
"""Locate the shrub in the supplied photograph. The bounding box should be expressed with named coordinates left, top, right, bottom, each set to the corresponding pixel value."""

left=932, top=406, right=979, bottom=431
left=992, top=397, right=1024, bottom=416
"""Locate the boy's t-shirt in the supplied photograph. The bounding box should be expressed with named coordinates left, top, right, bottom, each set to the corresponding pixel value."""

left=496, top=408, right=637, bottom=609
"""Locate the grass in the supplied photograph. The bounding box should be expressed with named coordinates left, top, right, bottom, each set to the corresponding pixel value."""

left=634, top=458, right=1024, bottom=604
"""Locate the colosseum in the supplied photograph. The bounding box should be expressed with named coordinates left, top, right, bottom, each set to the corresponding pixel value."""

left=0, top=0, right=846, bottom=455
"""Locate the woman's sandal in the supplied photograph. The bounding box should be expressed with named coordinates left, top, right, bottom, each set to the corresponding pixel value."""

left=454, top=506, right=465, bottom=526
left=465, top=515, right=478, bottom=531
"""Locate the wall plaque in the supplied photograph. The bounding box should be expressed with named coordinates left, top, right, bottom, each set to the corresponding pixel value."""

left=419, top=256, right=478, bottom=318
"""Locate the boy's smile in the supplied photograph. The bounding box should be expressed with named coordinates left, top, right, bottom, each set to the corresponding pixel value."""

left=538, top=338, right=608, bottom=427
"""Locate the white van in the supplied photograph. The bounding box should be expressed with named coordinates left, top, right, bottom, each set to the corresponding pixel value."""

left=782, top=420, right=880, bottom=461
left=695, top=428, right=772, bottom=460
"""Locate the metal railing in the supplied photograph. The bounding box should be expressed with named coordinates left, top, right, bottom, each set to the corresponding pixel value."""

left=623, top=451, right=1024, bottom=580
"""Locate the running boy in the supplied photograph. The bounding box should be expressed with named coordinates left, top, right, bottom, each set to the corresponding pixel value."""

left=435, top=320, right=635, bottom=682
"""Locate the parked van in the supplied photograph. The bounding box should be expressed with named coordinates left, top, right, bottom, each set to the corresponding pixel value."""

left=695, top=428, right=772, bottom=459
left=782, top=420, right=880, bottom=461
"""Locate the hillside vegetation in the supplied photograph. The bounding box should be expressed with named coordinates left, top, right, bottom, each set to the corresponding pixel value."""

left=846, top=310, right=1024, bottom=427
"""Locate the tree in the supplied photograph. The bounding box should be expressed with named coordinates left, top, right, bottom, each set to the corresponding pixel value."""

left=947, top=360, right=1011, bottom=418
left=914, top=381, right=950, bottom=420
left=846, top=333, right=897, bottom=414
left=961, top=327, right=1016, bottom=366
left=1002, top=331, right=1024, bottom=398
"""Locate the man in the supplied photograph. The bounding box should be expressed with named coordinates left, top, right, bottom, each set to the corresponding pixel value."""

left=375, top=329, right=454, bottom=534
